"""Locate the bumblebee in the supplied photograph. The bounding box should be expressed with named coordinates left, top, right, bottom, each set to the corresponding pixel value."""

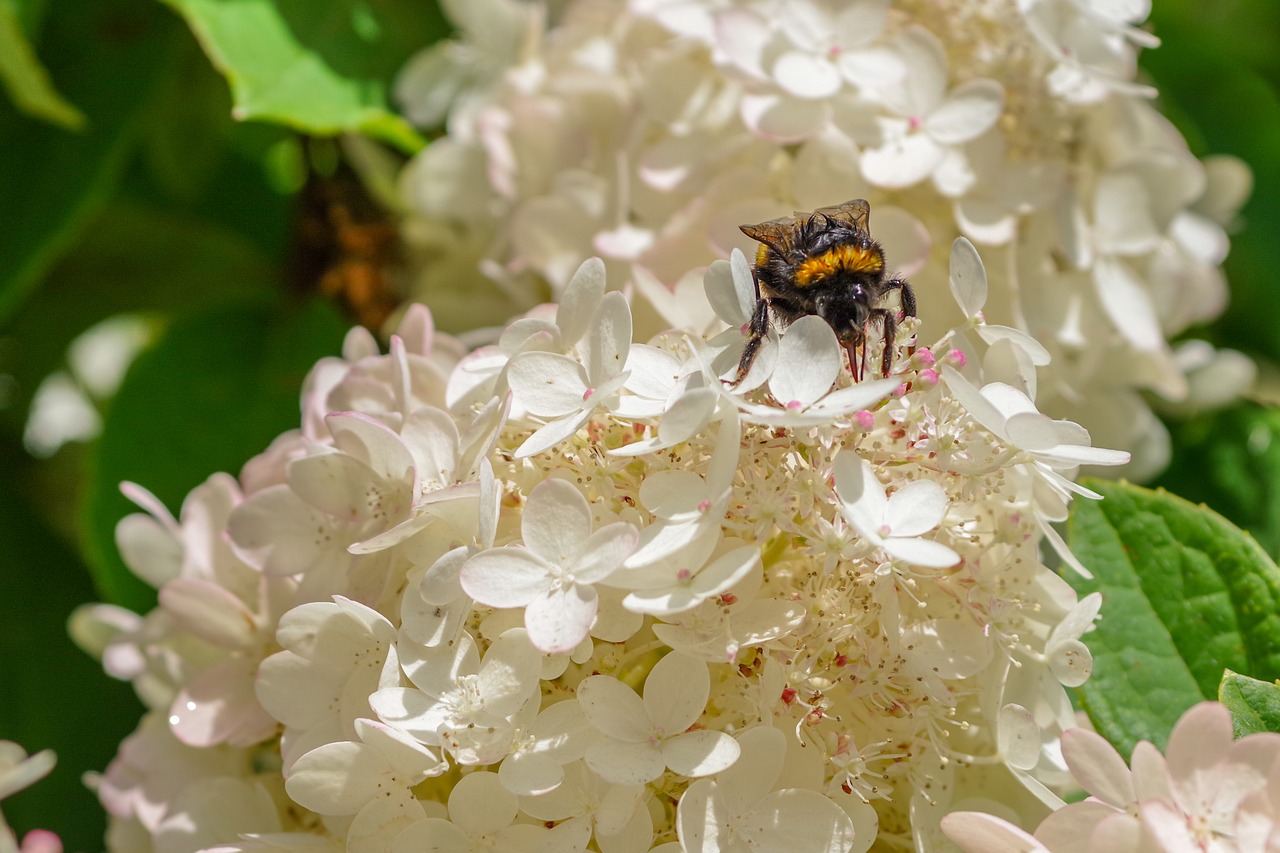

left=734, top=199, right=916, bottom=384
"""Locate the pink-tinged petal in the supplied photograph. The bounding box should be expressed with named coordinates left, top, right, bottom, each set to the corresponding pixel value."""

left=927, top=79, right=1004, bottom=144
left=861, top=132, right=944, bottom=189
left=1138, top=799, right=1200, bottom=853
left=942, top=811, right=1047, bottom=853
left=578, top=675, right=650, bottom=741
left=581, top=292, right=632, bottom=384
left=570, top=522, right=639, bottom=584
left=1062, top=728, right=1135, bottom=808
left=525, top=584, right=597, bottom=654
left=327, top=412, right=415, bottom=485
left=115, top=513, right=181, bottom=588
left=769, top=316, right=841, bottom=408
left=557, top=258, right=606, bottom=347
left=773, top=51, right=842, bottom=99
left=459, top=547, right=551, bottom=609
left=1130, top=740, right=1171, bottom=802
left=880, top=536, right=961, bottom=568
left=663, top=730, right=741, bottom=778
left=1034, top=800, right=1126, bottom=853
left=507, top=352, right=590, bottom=417
left=158, top=578, right=256, bottom=650
left=227, top=485, right=338, bottom=576
left=400, top=407, right=460, bottom=493
left=170, top=658, right=277, bottom=748
left=741, top=93, right=829, bottom=143
left=645, top=652, right=710, bottom=734
left=883, top=479, right=947, bottom=537
left=523, top=478, right=592, bottom=562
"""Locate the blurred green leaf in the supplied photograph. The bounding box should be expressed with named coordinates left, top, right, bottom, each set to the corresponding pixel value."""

left=1220, top=670, right=1280, bottom=737
left=80, top=298, right=346, bottom=610
left=1, top=200, right=279, bottom=431
left=1156, top=402, right=1280, bottom=560
left=160, top=0, right=447, bottom=153
left=0, top=439, right=141, bottom=850
left=0, top=0, right=179, bottom=326
left=1067, top=479, right=1280, bottom=754
left=0, top=0, right=85, bottom=129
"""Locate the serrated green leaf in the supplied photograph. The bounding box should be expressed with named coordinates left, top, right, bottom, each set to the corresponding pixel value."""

left=1067, top=479, right=1280, bottom=755
left=0, top=0, right=85, bottom=128
left=0, top=0, right=179, bottom=325
left=160, top=0, right=446, bottom=153
left=1220, top=670, right=1280, bottom=737
left=80, top=298, right=347, bottom=610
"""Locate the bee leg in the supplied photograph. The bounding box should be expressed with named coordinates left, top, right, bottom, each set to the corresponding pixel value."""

left=878, top=309, right=897, bottom=376
left=885, top=278, right=917, bottom=318
left=732, top=297, right=772, bottom=386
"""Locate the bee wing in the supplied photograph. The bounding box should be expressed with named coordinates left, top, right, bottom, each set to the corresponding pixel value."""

left=812, top=199, right=871, bottom=235
left=739, top=216, right=797, bottom=253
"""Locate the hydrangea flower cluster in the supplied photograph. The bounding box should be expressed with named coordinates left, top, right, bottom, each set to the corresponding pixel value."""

left=395, top=0, right=1252, bottom=478
left=943, top=702, right=1280, bottom=852
left=74, top=243, right=1127, bottom=852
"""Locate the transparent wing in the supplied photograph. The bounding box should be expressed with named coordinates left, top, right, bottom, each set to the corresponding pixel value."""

left=811, top=199, right=870, bottom=236
left=739, top=216, right=797, bottom=253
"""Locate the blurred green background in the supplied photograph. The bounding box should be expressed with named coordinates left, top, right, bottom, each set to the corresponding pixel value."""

left=0, top=0, right=1276, bottom=847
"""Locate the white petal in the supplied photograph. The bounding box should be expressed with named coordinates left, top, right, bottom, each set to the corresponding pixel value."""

left=582, top=292, right=633, bottom=384
left=477, top=629, right=543, bottom=718
left=886, top=27, right=947, bottom=115
left=449, top=771, right=518, bottom=837
left=833, top=454, right=887, bottom=526
left=586, top=738, right=666, bottom=786
left=500, top=752, right=564, bottom=797
left=705, top=252, right=756, bottom=327
left=880, top=536, right=960, bottom=568
left=1048, top=638, right=1094, bottom=687
left=285, top=741, right=383, bottom=815
left=523, top=478, right=593, bottom=562
left=570, top=522, right=639, bottom=585
left=400, top=407, right=460, bottom=492
left=750, top=789, right=856, bottom=853
left=557, top=258, right=607, bottom=346
left=327, top=411, right=415, bottom=484
left=769, top=316, right=840, bottom=409
left=741, top=93, right=829, bottom=143
left=1061, top=728, right=1136, bottom=809
left=525, top=584, right=597, bottom=654
left=663, top=730, right=741, bottom=778
left=514, top=410, right=592, bottom=459
left=459, top=548, right=551, bottom=608
left=861, top=132, right=944, bottom=189
left=976, top=325, right=1052, bottom=366
left=645, top=652, right=710, bottom=734
left=773, top=51, right=842, bottom=99
left=997, top=704, right=1043, bottom=771
left=507, top=352, right=590, bottom=417
left=1093, top=256, right=1163, bottom=352
left=578, top=675, right=649, bottom=741
left=115, top=513, right=181, bottom=587
left=948, top=237, right=988, bottom=317
left=883, top=479, right=947, bottom=538
left=926, top=79, right=1004, bottom=144
left=159, top=578, right=256, bottom=650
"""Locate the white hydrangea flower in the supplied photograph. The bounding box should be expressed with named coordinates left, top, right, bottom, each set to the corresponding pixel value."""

left=82, top=245, right=1130, bottom=850
left=393, top=0, right=1250, bottom=478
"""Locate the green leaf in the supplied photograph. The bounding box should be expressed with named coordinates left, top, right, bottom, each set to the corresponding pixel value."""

left=1157, top=402, right=1280, bottom=561
left=81, top=298, right=347, bottom=610
left=0, top=439, right=140, bottom=850
left=0, top=0, right=179, bottom=325
left=160, top=0, right=447, bottom=153
left=1220, top=670, right=1280, bottom=737
left=0, top=0, right=85, bottom=128
left=1067, top=479, right=1280, bottom=755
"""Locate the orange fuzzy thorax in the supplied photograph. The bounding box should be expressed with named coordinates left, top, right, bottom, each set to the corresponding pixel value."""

left=794, top=244, right=882, bottom=287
